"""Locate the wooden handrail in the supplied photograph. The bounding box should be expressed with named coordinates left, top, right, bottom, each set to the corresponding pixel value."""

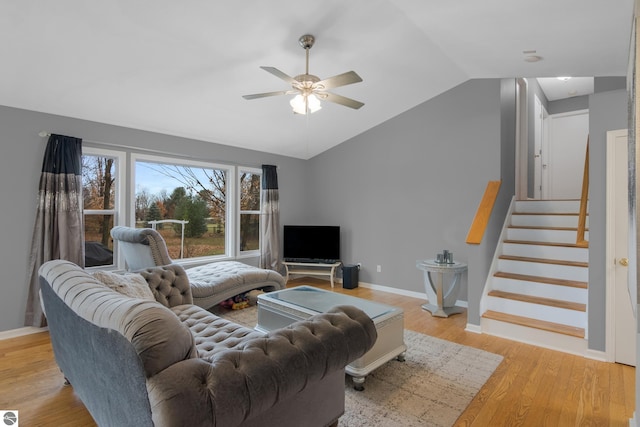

left=466, top=180, right=502, bottom=244
left=576, top=138, right=589, bottom=247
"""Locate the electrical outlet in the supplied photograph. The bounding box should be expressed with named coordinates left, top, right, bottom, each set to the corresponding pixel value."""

left=376, top=265, right=382, bottom=273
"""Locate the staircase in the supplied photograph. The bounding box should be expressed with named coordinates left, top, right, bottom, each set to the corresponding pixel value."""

left=480, top=199, right=589, bottom=355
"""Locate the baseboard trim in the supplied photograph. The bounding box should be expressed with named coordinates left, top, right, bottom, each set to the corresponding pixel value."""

left=0, top=326, right=48, bottom=341
left=357, top=281, right=427, bottom=300
left=584, top=348, right=608, bottom=362
left=308, top=277, right=471, bottom=309
left=465, top=323, right=482, bottom=334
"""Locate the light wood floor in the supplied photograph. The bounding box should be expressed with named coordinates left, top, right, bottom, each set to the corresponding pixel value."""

left=0, top=277, right=635, bottom=426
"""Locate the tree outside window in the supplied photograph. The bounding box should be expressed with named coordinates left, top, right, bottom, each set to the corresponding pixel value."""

left=135, top=160, right=229, bottom=259
left=240, top=171, right=261, bottom=252
left=82, top=154, right=117, bottom=267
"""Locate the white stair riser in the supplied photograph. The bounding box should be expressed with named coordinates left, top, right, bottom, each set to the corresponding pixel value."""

left=481, top=318, right=588, bottom=356
left=497, top=259, right=588, bottom=281
left=484, top=296, right=586, bottom=328
left=510, top=214, right=587, bottom=228
left=507, top=228, right=588, bottom=243
left=492, top=277, right=587, bottom=304
left=502, top=243, right=588, bottom=262
left=514, top=200, right=583, bottom=213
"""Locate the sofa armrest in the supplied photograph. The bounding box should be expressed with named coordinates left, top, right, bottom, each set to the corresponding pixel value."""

left=138, top=264, right=193, bottom=307
left=146, top=305, right=377, bottom=427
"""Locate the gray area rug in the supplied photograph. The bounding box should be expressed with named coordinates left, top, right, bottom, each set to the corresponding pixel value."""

left=212, top=305, right=503, bottom=427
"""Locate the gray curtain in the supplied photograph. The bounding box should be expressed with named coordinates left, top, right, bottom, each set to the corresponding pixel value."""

left=25, top=134, right=84, bottom=327
left=260, top=165, right=280, bottom=272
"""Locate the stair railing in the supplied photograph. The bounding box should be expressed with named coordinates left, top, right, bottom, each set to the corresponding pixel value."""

left=576, top=138, right=589, bottom=247
left=466, top=180, right=502, bottom=244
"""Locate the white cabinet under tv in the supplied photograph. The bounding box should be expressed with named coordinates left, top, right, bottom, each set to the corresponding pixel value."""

left=282, top=261, right=342, bottom=288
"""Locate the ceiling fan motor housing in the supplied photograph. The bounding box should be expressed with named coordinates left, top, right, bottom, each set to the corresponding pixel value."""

left=298, top=34, right=315, bottom=49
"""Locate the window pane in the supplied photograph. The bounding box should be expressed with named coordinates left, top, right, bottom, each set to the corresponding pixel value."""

left=240, top=213, right=260, bottom=251
left=82, top=155, right=116, bottom=210
left=240, top=172, right=261, bottom=211
left=84, top=214, right=114, bottom=267
left=135, top=160, right=227, bottom=259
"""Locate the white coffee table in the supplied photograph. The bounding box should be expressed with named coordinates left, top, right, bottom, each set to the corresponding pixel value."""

left=256, top=286, right=407, bottom=390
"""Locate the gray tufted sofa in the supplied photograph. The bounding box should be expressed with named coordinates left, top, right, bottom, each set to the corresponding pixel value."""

left=39, top=260, right=377, bottom=427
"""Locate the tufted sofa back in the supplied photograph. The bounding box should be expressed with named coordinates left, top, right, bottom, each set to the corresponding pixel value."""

left=39, top=260, right=197, bottom=377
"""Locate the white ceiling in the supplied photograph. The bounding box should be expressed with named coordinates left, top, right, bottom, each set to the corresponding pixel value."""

left=0, top=1, right=634, bottom=159
left=537, top=77, right=595, bottom=101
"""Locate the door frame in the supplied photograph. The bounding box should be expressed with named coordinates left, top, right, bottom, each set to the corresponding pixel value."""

left=606, top=128, right=630, bottom=361
left=515, top=78, right=529, bottom=200
left=533, top=94, right=548, bottom=199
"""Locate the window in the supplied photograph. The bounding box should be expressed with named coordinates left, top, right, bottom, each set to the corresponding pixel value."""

left=239, top=168, right=261, bottom=254
left=82, top=147, right=125, bottom=268
left=133, top=155, right=232, bottom=261
left=81, top=147, right=261, bottom=268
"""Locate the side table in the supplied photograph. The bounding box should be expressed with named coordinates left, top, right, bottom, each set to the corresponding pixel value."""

left=416, top=259, right=467, bottom=317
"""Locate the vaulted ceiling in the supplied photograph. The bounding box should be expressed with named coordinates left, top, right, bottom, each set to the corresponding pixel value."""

left=0, top=1, right=634, bottom=159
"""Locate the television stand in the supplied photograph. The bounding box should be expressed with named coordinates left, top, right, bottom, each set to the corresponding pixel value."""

left=282, top=261, right=342, bottom=288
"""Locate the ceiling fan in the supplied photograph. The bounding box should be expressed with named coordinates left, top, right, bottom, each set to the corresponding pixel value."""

left=242, top=34, right=364, bottom=115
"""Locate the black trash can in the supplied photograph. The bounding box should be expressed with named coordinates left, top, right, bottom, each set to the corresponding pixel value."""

left=342, top=264, right=359, bottom=289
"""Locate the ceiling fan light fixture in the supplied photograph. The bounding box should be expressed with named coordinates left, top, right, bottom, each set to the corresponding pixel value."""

left=243, top=34, right=363, bottom=113
left=290, top=94, right=322, bottom=115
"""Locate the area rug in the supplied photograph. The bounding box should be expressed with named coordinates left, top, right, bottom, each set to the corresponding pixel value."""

left=212, top=305, right=503, bottom=427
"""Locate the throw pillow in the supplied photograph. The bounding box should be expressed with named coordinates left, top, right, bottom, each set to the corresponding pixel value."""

left=92, top=270, right=156, bottom=301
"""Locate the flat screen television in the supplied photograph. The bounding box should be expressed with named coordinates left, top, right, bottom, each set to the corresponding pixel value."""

left=283, top=225, right=340, bottom=263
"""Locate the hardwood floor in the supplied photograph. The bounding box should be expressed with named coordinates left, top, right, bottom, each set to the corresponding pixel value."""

left=0, top=277, right=635, bottom=426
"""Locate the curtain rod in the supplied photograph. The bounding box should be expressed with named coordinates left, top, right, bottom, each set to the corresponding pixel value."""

left=89, top=140, right=275, bottom=171
left=39, top=131, right=277, bottom=170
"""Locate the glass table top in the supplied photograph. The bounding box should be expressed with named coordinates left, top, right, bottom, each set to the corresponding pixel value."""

left=260, top=286, right=399, bottom=320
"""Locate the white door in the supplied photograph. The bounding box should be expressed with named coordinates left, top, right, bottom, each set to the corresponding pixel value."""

left=547, top=110, right=589, bottom=199
left=609, top=129, right=635, bottom=366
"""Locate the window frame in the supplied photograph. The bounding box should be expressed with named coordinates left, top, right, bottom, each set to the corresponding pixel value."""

left=131, top=152, right=236, bottom=266
left=237, top=166, right=262, bottom=258
left=82, top=146, right=126, bottom=270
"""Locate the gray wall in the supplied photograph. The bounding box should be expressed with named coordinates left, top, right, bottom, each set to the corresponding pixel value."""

left=548, top=95, right=589, bottom=115
left=588, top=88, right=628, bottom=351
left=0, top=80, right=626, bottom=346
left=0, top=105, right=308, bottom=332
left=304, top=79, right=503, bottom=310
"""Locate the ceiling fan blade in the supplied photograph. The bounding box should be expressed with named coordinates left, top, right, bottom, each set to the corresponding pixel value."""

left=316, top=71, right=362, bottom=90
left=322, top=92, right=364, bottom=109
left=260, top=66, right=296, bottom=85
left=243, top=90, right=295, bottom=100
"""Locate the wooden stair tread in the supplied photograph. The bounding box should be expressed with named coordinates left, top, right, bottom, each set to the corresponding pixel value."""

left=482, top=310, right=585, bottom=338
left=508, top=225, right=588, bottom=231
left=499, top=254, right=588, bottom=268
left=488, top=290, right=586, bottom=311
left=503, top=239, right=588, bottom=249
left=512, top=212, right=586, bottom=216
left=493, top=271, right=588, bottom=289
